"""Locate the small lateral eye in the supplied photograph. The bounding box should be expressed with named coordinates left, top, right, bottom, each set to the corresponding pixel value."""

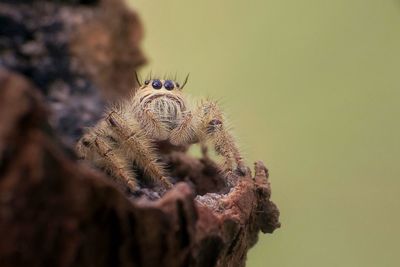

left=164, top=80, right=175, bottom=90
left=144, top=80, right=150, bottom=85
left=176, top=82, right=180, bottom=88
left=81, top=139, right=90, bottom=147
left=152, top=79, right=162, bottom=89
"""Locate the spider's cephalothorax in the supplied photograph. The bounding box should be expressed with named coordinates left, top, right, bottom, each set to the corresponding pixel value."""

left=134, top=79, right=186, bottom=134
left=76, top=75, right=246, bottom=191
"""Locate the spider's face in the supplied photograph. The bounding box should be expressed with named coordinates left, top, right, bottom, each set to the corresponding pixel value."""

left=135, top=79, right=186, bottom=121
left=137, top=79, right=185, bottom=104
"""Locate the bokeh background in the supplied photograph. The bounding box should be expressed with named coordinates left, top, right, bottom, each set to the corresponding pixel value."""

left=131, top=1, right=400, bottom=266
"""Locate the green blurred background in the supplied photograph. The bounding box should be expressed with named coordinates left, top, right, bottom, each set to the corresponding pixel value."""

left=130, top=0, right=400, bottom=266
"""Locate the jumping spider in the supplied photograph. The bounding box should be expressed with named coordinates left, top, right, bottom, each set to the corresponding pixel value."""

left=76, top=74, right=247, bottom=191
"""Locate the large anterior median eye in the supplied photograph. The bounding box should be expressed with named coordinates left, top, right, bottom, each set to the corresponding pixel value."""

left=164, top=80, right=175, bottom=90
left=152, top=79, right=162, bottom=89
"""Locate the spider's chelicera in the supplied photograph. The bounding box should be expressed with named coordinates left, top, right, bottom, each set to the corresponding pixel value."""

left=76, top=74, right=246, bottom=191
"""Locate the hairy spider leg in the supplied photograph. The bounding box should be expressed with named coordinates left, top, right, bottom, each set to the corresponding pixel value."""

left=105, top=108, right=173, bottom=188
left=77, top=130, right=138, bottom=191
left=168, top=99, right=246, bottom=175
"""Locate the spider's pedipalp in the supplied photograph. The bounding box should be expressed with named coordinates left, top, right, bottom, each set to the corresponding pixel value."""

left=169, top=111, right=199, bottom=146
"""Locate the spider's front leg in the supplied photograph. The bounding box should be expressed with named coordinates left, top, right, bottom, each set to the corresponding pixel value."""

left=202, top=105, right=247, bottom=175
left=106, top=109, right=173, bottom=189
left=76, top=129, right=138, bottom=191
left=172, top=100, right=247, bottom=176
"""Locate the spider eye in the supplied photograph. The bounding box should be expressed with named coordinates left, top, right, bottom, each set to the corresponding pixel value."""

left=164, top=80, right=175, bottom=90
left=81, top=139, right=90, bottom=147
left=152, top=79, right=162, bottom=89
left=144, top=80, right=150, bottom=85
left=176, top=82, right=180, bottom=88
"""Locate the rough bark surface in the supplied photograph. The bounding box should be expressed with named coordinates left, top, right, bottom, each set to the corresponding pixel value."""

left=0, top=1, right=280, bottom=267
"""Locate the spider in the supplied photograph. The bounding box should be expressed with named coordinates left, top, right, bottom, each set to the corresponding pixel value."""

left=76, top=73, right=247, bottom=191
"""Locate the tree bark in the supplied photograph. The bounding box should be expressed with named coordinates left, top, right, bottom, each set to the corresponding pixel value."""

left=0, top=1, right=280, bottom=266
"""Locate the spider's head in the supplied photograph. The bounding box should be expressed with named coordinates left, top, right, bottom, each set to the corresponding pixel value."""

left=137, top=79, right=184, bottom=100
left=134, top=78, right=189, bottom=119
